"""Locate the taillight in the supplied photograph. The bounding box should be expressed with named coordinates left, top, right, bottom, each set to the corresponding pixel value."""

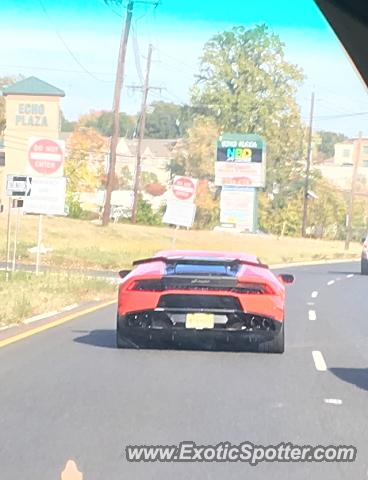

left=236, top=282, right=274, bottom=294
left=129, top=279, right=164, bottom=291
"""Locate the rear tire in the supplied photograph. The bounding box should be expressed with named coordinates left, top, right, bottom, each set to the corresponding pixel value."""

left=361, top=259, right=368, bottom=275
left=258, top=323, right=284, bottom=354
left=116, top=317, right=137, bottom=349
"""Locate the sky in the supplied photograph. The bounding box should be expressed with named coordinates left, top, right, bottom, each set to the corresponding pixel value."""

left=0, top=0, right=367, bottom=137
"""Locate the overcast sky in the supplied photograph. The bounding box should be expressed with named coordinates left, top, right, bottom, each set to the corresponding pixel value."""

left=1, top=0, right=367, bottom=136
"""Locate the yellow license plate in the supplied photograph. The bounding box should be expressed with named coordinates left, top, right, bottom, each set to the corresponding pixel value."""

left=185, top=313, right=215, bottom=330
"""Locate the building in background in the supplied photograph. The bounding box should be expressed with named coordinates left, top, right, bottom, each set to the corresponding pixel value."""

left=316, top=137, right=368, bottom=191
left=115, top=138, right=177, bottom=186
left=333, top=138, right=368, bottom=166
left=0, top=76, right=65, bottom=205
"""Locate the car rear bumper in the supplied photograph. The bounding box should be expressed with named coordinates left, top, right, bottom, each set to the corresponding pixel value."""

left=117, top=312, right=283, bottom=351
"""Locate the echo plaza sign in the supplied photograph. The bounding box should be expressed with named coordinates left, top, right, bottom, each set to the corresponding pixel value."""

left=215, top=133, right=266, bottom=232
left=215, top=133, right=266, bottom=188
left=15, top=103, right=48, bottom=127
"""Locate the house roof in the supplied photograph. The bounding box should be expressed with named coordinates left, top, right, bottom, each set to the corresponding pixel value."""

left=339, top=138, right=368, bottom=145
left=2, top=76, right=65, bottom=97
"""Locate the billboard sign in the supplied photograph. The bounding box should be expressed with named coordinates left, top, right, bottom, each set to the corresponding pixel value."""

left=23, top=177, right=66, bottom=215
left=220, top=186, right=256, bottom=231
left=163, top=200, right=196, bottom=228
left=215, top=133, right=266, bottom=187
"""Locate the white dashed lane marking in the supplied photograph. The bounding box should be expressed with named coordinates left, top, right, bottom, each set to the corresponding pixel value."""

left=308, top=310, right=317, bottom=321
left=324, top=398, right=343, bottom=405
left=312, top=351, right=327, bottom=371
left=346, top=274, right=354, bottom=278
left=327, top=280, right=335, bottom=286
left=311, top=291, right=318, bottom=298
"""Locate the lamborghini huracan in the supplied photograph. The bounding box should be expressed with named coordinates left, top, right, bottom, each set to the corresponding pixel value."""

left=116, top=250, right=294, bottom=353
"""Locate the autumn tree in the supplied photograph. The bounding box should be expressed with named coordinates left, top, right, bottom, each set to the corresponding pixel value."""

left=307, top=177, right=346, bottom=238
left=64, top=127, right=107, bottom=216
left=171, top=117, right=219, bottom=180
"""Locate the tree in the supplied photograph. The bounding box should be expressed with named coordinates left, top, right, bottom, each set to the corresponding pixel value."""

left=64, top=127, right=107, bottom=216
left=60, top=111, right=76, bottom=132
left=259, top=175, right=347, bottom=239
left=194, top=179, right=220, bottom=229
left=78, top=110, right=136, bottom=137
left=171, top=117, right=220, bottom=180
left=144, top=101, right=192, bottom=138
left=117, top=165, right=133, bottom=190
left=191, top=25, right=305, bottom=192
left=0, top=75, right=24, bottom=134
left=189, top=25, right=312, bottom=233
left=317, top=130, right=348, bottom=160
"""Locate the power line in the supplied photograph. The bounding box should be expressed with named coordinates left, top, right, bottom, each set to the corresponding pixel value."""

left=38, top=0, right=111, bottom=83
left=0, top=63, right=115, bottom=79
left=99, top=0, right=123, bottom=17
left=131, top=25, right=144, bottom=84
left=314, top=111, right=368, bottom=119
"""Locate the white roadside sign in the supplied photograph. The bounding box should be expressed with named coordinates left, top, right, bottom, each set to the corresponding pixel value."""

left=23, top=177, right=66, bottom=215
left=163, top=200, right=196, bottom=228
left=6, top=174, right=32, bottom=197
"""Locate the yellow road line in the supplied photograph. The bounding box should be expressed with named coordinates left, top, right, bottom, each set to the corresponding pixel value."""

left=0, top=300, right=116, bottom=349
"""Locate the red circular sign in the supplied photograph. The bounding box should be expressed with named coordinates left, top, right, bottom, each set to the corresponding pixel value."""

left=172, top=176, right=196, bottom=201
left=28, top=139, right=64, bottom=175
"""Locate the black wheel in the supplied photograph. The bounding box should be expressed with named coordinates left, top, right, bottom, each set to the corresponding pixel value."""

left=361, top=259, right=368, bottom=275
left=258, top=323, right=284, bottom=354
left=116, top=317, right=136, bottom=349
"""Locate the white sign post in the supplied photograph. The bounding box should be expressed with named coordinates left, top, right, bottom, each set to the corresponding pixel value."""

left=163, top=200, right=197, bottom=228
left=6, top=175, right=32, bottom=197
left=5, top=174, right=33, bottom=279
left=23, top=177, right=66, bottom=216
left=23, top=177, right=66, bottom=274
left=163, top=176, right=198, bottom=235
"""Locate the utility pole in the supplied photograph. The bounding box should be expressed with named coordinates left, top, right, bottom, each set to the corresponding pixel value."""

left=131, top=44, right=153, bottom=223
left=301, top=91, right=315, bottom=237
left=345, top=131, right=363, bottom=250
left=102, top=0, right=134, bottom=226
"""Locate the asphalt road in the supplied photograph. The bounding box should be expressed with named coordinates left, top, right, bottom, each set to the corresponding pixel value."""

left=0, top=261, right=367, bottom=479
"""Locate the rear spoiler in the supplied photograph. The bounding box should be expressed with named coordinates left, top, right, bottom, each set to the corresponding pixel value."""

left=132, top=256, right=269, bottom=269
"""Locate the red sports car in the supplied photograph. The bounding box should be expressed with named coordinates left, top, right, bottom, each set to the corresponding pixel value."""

left=116, top=250, right=294, bottom=353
